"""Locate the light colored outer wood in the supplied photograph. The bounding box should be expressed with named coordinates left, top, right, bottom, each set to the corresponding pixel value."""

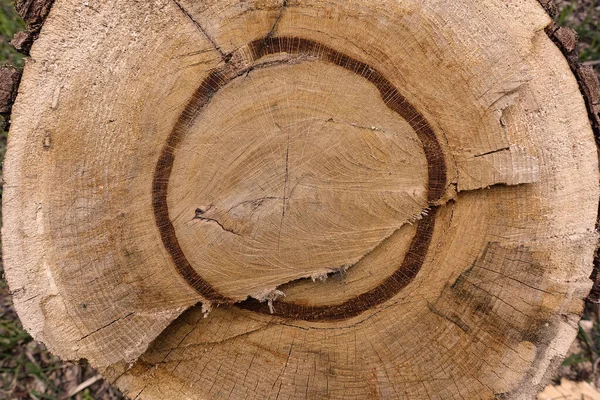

left=2, top=0, right=599, bottom=398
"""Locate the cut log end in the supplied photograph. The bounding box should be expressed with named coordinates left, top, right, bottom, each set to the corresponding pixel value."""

left=2, top=0, right=600, bottom=399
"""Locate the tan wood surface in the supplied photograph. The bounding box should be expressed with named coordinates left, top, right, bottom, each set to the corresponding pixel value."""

left=3, top=0, right=600, bottom=398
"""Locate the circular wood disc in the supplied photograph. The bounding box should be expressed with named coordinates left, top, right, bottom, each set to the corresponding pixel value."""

left=3, top=0, right=599, bottom=398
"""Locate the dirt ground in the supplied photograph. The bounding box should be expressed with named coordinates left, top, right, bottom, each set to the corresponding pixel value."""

left=0, top=1, right=598, bottom=399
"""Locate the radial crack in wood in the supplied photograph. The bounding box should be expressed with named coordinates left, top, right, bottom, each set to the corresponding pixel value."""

left=2, top=0, right=599, bottom=398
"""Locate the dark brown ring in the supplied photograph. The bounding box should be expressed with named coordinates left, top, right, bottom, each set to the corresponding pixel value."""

left=152, top=36, right=447, bottom=320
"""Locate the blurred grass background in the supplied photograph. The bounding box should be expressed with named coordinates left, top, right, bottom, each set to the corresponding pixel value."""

left=556, top=0, right=600, bottom=69
left=0, top=0, right=598, bottom=399
left=0, top=0, right=23, bottom=69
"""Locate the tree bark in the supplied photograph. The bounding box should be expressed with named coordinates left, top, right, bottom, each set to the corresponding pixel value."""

left=3, top=0, right=600, bottom=399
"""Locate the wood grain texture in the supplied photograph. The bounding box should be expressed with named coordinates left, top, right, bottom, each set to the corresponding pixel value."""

left=2, top=0, right=599, bottom=398
left=540, top=6, right=600, bottom=305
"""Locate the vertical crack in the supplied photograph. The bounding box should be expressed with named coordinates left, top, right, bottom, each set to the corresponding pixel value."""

left=254, top=0, right=288, bottom=58
left=276, top=123, right=291, bottom=251
left=170, top=0, right=228, bottom=61
left=267, top=0, right=288, bottom=39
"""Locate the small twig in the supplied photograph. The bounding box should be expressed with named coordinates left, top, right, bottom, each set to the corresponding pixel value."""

left=583, top=60, right=600, bottom=66
left=61, top=375, right=102, bottom=399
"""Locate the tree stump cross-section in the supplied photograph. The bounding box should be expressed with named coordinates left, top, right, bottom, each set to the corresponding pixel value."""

left=3, top=0, right=600, bottom=399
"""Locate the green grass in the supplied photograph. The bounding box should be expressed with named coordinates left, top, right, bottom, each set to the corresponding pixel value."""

left=563, top=322, right=600, bottom=367
left=0, top=1, right=25, bottom=130
left=556, top=1, right=600, bottom=64
left=0, top=0, right=24, bottom=68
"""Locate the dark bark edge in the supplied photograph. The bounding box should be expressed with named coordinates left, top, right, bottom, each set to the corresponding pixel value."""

left=12, top=0, right=56, bottom=55
left=0, top=0, right=55, bottom=130
left=537, top=1, right=600, bottom=303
